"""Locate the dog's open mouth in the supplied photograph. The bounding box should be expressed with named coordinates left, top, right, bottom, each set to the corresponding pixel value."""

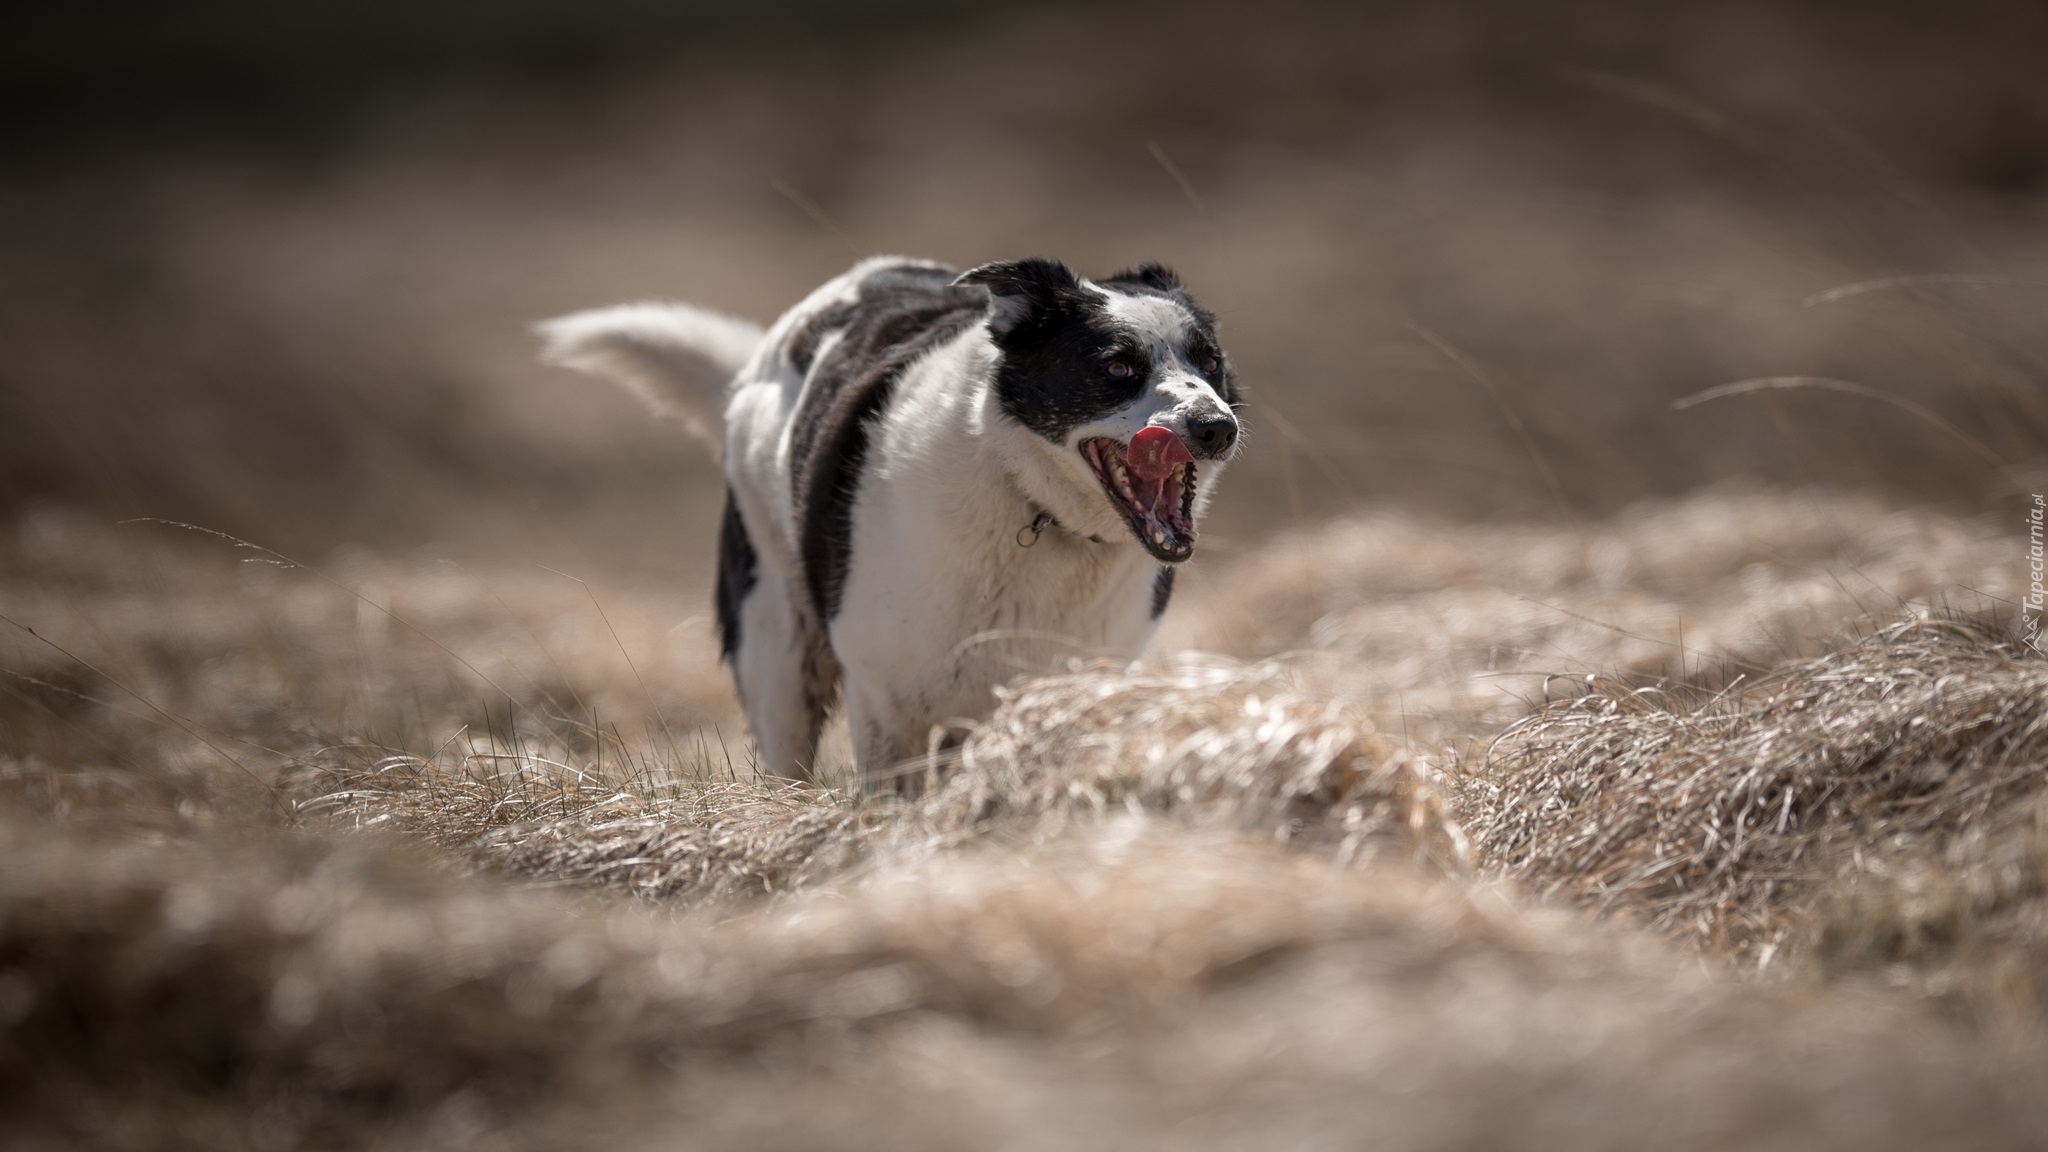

left=1082, top=431, right=1197, bottom=563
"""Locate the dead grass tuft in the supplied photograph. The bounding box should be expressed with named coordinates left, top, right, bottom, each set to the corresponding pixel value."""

left=307, top=751, right=880, bottom=902
left=918, top=659, right=1466, bottom=873
left=1813, top=792, right=2048, bottom=1038
left=1468, top=617, right=2048, bottom=968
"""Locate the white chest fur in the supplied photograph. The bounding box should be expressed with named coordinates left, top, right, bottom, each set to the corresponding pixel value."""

left=826, top=340, right=1163, bottom=765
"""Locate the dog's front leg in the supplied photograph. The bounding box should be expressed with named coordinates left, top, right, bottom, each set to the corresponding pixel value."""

left=841, top=686, right=934, bottom=795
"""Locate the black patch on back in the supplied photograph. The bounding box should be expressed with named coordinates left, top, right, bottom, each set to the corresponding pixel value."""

left=969, top=258, right=1238, bottom=444
left=1150, top=565, right=1176, bottom=619
left=785, top=298, right=860, bottom=375
left=714, top=486, right=756, bottom=663
left=788, top=262, right=987, bottom=622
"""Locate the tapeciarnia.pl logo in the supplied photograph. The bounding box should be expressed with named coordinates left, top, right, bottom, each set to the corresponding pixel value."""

left=2027, top=494, right=2045, bottom=654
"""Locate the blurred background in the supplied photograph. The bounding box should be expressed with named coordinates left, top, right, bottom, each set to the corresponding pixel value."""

left=3, top=0, right=2045, bottom=575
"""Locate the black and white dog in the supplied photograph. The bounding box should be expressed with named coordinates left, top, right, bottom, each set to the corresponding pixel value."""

left=540, top=256, right=1241, bottom=788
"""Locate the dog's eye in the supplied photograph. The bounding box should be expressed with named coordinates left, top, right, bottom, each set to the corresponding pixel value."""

left=1106, top=360, right=1135, bottom=380
left=1199, top=354, right=1221, bottom=375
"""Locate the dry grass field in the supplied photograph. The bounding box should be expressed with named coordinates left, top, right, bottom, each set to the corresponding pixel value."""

left=7, top=488, right=2047, bottom=1149
left=7, top=1, right=2048, bottom=1147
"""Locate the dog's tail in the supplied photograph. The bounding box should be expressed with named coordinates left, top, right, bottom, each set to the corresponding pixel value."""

left=536, top=302, right=765, bottom=452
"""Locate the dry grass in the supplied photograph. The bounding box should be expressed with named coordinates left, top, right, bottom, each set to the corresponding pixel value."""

left=301, top=657, right=1460, bottom=902
left=1172, top=485, right=2018, bottom=741
left=8, top=812, right=2047, bottom=1152
left=307, top=754, right=876, bottom=903
left=0, top=507, right=735, bottom=737
left=1815, top=796, right=2048, bottom=1039
left=919, top=658, right=1466, bottom=873
left=9, top=489, right=2048, bottom=1147
left=0, top=814, right=677, bottom=1151
left=1469, top=617, right=2048, bottom=973
left=9, top=3, right=2048, bottom=551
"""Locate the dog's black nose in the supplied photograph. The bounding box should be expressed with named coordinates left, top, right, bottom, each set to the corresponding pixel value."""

left=1186, top=412, right=1238, bottom=459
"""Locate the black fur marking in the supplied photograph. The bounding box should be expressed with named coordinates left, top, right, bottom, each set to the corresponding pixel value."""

left=1105, top=262, right=1183, bottom=293
left=798, top=637, right=841, bottom=775
left=714, top=487, right=757, bottom=664
left=785, top=298, right=860, bottom=375
left=789, top=261, right=987, bottom=622
left=964, top=257, right=1239, bottom=444
left=1150, top=565, right=1176, bottom=619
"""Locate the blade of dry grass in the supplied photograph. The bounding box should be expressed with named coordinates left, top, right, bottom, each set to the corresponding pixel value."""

left=1673, top=377, right=2007, bottom=470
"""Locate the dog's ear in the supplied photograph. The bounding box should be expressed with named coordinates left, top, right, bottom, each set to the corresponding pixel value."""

left=1102, top=262, right=1183, bottom=293
left=955, top=258, right=1080, bottom=335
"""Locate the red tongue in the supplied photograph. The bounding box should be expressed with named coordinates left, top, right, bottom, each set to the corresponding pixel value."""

left=1127, top=426, right=1194, bottom=481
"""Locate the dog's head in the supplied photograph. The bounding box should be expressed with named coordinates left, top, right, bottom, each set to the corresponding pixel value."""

left=957, top=258, right=1240, bottom=564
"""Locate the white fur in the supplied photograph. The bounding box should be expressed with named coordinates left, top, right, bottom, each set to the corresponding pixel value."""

left=828, top=334, right=1157, bottom=777
left=542, top=257, right=1235, bottom=789
left=536, top=302, right=764, bottom=451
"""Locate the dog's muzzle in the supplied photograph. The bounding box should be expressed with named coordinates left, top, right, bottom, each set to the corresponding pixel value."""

left=1082, top=432, right=1200, bottom=563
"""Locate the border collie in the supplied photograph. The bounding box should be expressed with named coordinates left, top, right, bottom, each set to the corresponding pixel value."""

left=540, top=256, right=1241, bottom=789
